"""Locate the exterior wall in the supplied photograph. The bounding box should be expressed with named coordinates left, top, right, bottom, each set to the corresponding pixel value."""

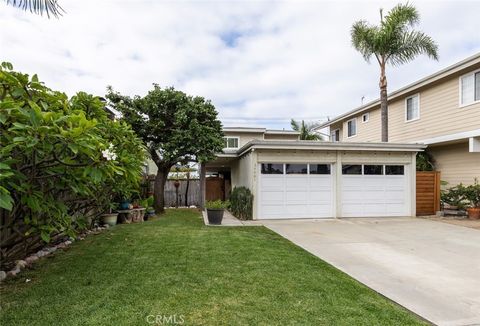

left=331, top=63, right=480, bottom=143
left=253, top=149, right=416, bottom=219
left=223, top=131, right=264, bottom=147
left=428, top=142, right=480, bottom=186
left=231, top=152, right=255, bottom=190
left=264, top=133, right=299, bottom=141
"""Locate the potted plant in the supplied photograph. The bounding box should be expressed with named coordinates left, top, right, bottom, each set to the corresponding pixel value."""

left=205, top=200, right=228, bottom=225
left=465, top=180, right=480, bottom=220
left=102, top=202, right=119, bottom=226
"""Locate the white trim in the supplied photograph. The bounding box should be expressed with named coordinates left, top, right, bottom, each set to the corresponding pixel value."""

left=459, top=68, right=480, bottom=108
left=361, top=112, right=369, bottom=123
left=405, top=93, right=421, bottom=122
left=346, top=118, right=357, bottom=138
left=223, top=136, right=240, bottom=149
left=414, top=129, right=480, bottom=145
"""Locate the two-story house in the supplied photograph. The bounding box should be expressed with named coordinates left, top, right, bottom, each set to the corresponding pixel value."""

left=203, top=127, right=424, bottom=219
left=319, top=53, right=480, bottom=186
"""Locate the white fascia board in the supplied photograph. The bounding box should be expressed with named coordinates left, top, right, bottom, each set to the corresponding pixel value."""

left=414, top=129, right=480, bottom=145
left=469, top=137, right=480, bottom=152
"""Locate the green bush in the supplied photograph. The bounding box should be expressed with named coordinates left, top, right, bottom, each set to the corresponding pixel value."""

left=441, top=179, right=480, bottom=209
left=0, top=62, right=146, bottom=268
left=464, top=179, right=480, bottom=208
left=229, top=187, right=253, bottom=220
left=205, top=200, right=228, bottom=210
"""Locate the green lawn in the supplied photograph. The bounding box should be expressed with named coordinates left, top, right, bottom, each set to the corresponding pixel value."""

left=0, top=209, right=426, bottom=325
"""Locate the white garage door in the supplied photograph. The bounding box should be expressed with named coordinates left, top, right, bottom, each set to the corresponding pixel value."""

left=259, top=163, right=333, bottom=219
left=341, top=164, right=408, bottom=217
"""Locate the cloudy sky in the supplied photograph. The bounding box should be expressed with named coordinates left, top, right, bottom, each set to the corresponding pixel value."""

left=1, top=0, right=479, bottom=129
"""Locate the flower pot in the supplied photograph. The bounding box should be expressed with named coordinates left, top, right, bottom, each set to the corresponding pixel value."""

left=119, top=200, right=130, bottom=210
left=206, top=209, right=224, bottom=225
left=466, top=207, right=480, bottom=220
left=102, top=213, right=118, bottom=226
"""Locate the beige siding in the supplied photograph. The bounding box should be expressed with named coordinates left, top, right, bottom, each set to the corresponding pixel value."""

left=389, top=72, right=480, bottom=143
left=339, top=110, right=382, bottom=142
left=264, top=133, right=299, bottom=141
left=428, top=142, right=480, bottom=186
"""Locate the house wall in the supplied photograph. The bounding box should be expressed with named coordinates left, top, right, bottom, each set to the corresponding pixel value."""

left=264, top=133, right=299, bottom=141
left=223, top=131, right=264, bottom=147
left=231, top=151, right=255, bottom=190
left=428, top=142, right=480, bottom=186
left=331, top=63, right=480, bottom=143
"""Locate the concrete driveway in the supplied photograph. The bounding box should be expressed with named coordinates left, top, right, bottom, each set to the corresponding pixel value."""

left=263, top=217, right=480, bottom=326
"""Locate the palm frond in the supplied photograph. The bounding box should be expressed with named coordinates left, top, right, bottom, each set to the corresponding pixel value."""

left=5, top=0, right=64, bottom=18
left=290, top=119, right=300, bottom=132
left=383, top=3, right=419, bottom=29
left=351, top=20, right=378, bottom=62
left=388, top=30, right=439, bottom=66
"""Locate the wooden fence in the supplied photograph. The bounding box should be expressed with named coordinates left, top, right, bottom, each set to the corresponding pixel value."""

left=148, top=179, right=201, bottom=207
left=416, top=171, right=441, bottom=216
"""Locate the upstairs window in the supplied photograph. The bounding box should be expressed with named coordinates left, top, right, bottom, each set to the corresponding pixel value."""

left=362, top=113, right=369, bottom=123
left=331, top=129, right=340, bottom=142
left=347, top=118, right=357, bottom=137
left=223, top=137, right=239, bottom=149
left=460, top=70, right=480, bottom=106
left=405, top=94, right=420, bottom=121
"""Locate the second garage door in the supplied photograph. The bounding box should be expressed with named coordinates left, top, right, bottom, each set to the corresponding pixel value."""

left=259, top=163, right=334, bottom=219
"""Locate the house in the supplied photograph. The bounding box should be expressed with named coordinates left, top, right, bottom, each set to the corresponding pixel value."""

left=318, top=53, right=480, bottom=187
left=202, top=127, right=425, bottom=219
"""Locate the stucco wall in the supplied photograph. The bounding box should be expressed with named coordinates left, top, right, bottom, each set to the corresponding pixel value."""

left=263, top=133, right=299, bottom=141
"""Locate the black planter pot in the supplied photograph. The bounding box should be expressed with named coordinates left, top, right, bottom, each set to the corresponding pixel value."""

left=206, top=209, right=224, bottom=225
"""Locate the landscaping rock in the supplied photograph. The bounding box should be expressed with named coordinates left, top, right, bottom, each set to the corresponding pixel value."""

left=15, top=260, right=27, bottom=269
left=103, top=224, right=109, bottom=228
left=57, top=242, right=67, bottom=249
left=7, top=267, right=20, bottom=277
left=36, top=250, right=49, bottom=258
left=65, top=240, right=72, bottom=246
left=25, top=255, right=39, bottom=264
left=45, top=247, right=57, bottom=253
left=0, top=271, right=6, bottom=282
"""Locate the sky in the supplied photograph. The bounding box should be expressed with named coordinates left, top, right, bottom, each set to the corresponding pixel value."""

left=1, top=0, right=479, bottom=130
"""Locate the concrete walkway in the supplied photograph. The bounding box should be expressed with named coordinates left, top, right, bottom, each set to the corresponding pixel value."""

left=263, top=217, right=480, bottom=326
left=202, top=210, right=262, bottom=226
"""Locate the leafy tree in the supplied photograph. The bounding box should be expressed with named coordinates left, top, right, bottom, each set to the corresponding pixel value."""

left=351, top=3, right=438, bottom=141
left=106, top=86, right=224, bottom=213
left=0, top=62, right=145, bottom=267
left=416, top=151, right=435, bottom=171
left=3, top=0, right=64, bottom=18
left=290, top=119, right=322, bottom=140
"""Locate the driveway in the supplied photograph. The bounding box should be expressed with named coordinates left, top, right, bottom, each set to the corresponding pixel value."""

left=263, top=217, right=480, bottom=326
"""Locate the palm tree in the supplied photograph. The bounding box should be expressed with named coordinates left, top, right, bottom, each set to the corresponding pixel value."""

left=351, top=3, right=438, bottom=142
left=290, top=119, right=322, bottom=140
left=4, top=0, right=64, bottom=18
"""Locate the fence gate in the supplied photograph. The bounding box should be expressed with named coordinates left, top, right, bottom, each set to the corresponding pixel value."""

left=416, top=171, right=441, bottom=216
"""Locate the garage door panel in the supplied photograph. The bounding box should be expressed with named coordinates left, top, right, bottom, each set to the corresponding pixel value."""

left=308, top=191, right=332, bottom=203
left=260, top=191, right=284, bottom=203
left=285, top=177, right=309, bottom=189
left=285, top=192, right=308, bottom=203
left=261, top=177, right=284, bottom=190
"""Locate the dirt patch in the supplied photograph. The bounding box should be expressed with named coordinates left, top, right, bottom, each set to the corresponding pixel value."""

left=420, top=215, right=480, bottom=230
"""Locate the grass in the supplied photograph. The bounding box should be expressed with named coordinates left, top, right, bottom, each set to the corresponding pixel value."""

left=0, top=209, right=426, bottom=325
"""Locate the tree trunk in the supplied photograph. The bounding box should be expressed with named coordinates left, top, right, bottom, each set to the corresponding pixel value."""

left=184, top=172, right=190, bottom=207
left=379, top=61, right=388, bottom=142
left=153, top=167, right=169, bottom=213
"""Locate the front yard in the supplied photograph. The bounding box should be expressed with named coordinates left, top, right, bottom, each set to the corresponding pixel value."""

left=0, top=209, right=426, bottom=325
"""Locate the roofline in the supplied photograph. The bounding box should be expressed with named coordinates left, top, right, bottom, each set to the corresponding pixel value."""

left=229, top=140, right=426, bottom=157
left=223, top=127, right=300, bottom=135
left=317, top=52, right=480, bottom=129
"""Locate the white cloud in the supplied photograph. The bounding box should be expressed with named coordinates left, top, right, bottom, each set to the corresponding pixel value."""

left=1, top=0, right=479, bottom=130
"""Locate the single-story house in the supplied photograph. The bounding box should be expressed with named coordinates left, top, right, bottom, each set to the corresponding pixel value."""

left=201, top=127, right=426, bottom=220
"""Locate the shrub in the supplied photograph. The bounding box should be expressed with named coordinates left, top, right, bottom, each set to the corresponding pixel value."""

left=464, top=179, right=480, bottom=208
left=205, top=200, right=228, bottom=210
left=229, top=187, right=253, bottom=220
left=0, top=63, right=146, bottom=268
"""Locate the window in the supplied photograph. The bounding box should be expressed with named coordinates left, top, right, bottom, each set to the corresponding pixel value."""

left=364, top=165, right=383, bottom=175
left=261, top=163, right=283, bottom=174
left=362, top=113, right=369, bottom=123
left=223, top=137, right=239, bottom=149
left=309, top=164, right=331, bottom=175
left=331, top=129, right=340, bottom=142
left=385, top=165, right=404, bottom=175
left=286, top=164, right=308, bottom=174
left=405, top=94, right=420, bottom=121
left=342, top=164, right=362, bottom=175
left=460, top=70, right=480, bottom=106
left=347, top=119, right=357, bottom=137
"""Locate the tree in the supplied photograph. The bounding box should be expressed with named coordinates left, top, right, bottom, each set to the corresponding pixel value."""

left=351, top=3, right=438, bottom=142
left=4, top=0, right=64, bottom=18
left=106, top=86, right=224, bottom=213
left=290, top=119, right=322, bottom=140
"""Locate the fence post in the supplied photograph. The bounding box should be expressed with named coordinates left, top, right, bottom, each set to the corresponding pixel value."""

left=199, top=163, right=206, bottom=209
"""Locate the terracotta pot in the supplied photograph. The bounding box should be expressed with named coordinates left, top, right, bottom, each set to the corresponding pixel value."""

left=466, top=207, right=480, bottom=220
